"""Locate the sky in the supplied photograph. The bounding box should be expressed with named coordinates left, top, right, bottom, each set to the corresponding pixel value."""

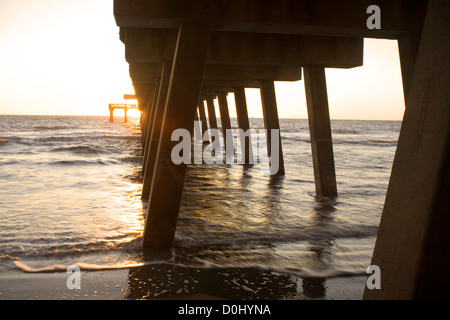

left=0, top=0, right=406, bottom=120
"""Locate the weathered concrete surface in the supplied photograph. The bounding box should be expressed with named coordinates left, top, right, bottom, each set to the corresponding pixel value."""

left=303, top=66, right=337, bottom=197
left=217, top=92, right=232, bottom=148
left=141, top=62, right=171, bottom=201
left=114, top=0, right=427, bottom=39
left=205, top=95, right=218, bottom=130
left=260, top=80, right=285, bottom=175
left=142, top=23, right=212, bottom=249
left=233, top=87, right=252, bottom=164
left=398, top=35, right=421, bottom=102
left=129, top=63, right=302, bottom=82
left=123, top=28, right=363, bottom=68
left=141, top=87, right=157, bottom=163
left=364, top=0, right=450, bottom=299
left=198, top=99, right=209, bottom=138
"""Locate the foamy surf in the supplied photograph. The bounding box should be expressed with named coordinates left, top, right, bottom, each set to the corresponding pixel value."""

left=13, top=259, right=366, bottom=284
left=189, top=258, right=367, bottom=280
left=13, top=260, right=143, bottom=273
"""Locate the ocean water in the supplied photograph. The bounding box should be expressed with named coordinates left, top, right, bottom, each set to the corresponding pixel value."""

left=0, top=115, right=401, bottom=299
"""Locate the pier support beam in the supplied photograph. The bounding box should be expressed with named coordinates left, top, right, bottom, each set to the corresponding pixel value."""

left=198, top=99, right=209, bottom=138
left=217, top=92, right=232, bottom=150
left=259, top=80, right=285, bottom=175
left=142, top=62, right=171, bottom=201
left=205, top=95, right=218, bottom=131
left=365, top=0, right=450, bottom=299
left=398, top=35, right=421, bottom=103
left=234, top=88, right=252, bottom=164
left=303, top=66, right=337, bottom=197
left=109, top=106, right=114, bottom=123
left=142, top=85, right=158, bottom=170
left=141, top=97, right=150, bottom=146
left=143, top=22, right=212, bottom=249
left=109, top=103, right=138, bottom=124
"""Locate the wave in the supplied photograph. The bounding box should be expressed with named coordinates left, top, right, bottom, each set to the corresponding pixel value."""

left=332, top=129, right=361, bottom=134
left=0, top=160, right=20, bottom=165
left=50, top=159, right=116, bottom=166
left=366, top=139, right=398, bottom=145
left=173, top=223, right=379, bottom=249
left=13, top=260, right=142, bottom=273
left=3, top=221, right=376, bottom=266
left=102, top=134, right=141, bottom=141
left=1, top=136, right=75, bottom=146
left=121, top=155, right=143, bottom=164
left=50, top=145, right=108, bottom=155
left=333, top=138, right=397, bottom=146
left=190, top=259, right=368, bottom=279
left=0, top=253, right=18, bottom=261
left=282, top=135, right=397, bottom=146
left=29, top=136, right=78, bottom=144
left=13, top=259, right=366, bottom=281
left=33, top=125, right=68, bottom=131
left=2, top=236, right=143, bottom=260
left=282, top=136, right=310, bottom=143
left=11, top=260, right=366, bottom=300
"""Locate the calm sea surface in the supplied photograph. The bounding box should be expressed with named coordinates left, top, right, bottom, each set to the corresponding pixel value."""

left=0, top=115, right=401, bottom=298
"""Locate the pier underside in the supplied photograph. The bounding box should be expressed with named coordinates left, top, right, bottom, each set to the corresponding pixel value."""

left=113, top=0, right=449, bottom=299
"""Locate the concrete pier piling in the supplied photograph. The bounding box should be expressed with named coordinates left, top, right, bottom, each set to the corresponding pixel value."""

left=113, top=0, right=450, bottom=299
left=198, top=99, right=209, bottom=139
left=233, top=87, right=252, bottom=164
left=141, top=86, right=157, bottom=169
left=205, top=95, right=218, bottom=131
left=217, top=92, right=232, bottom=150
left=259, top=80, right=285, bottom=176
left=303, top=66, right=337, bottom=197
left=397, top=35, right=422, bottom=103
left=142, top=22, right=212, bottom=249
left=364, top=0, right=450, bottom=300
left=141, top=61, right=172, bottom=201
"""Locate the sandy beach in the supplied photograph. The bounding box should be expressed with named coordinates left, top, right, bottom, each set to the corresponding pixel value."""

left=0, top=263, right=366, bottom=300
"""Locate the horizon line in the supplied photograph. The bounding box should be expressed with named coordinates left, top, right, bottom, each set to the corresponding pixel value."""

left=0, top=113, right=403, bottom=122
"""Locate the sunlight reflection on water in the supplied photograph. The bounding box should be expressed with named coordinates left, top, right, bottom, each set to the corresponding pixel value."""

left=0, top=116, right=399, bottom=285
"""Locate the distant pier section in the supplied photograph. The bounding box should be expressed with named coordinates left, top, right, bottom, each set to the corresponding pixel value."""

left=109, top=94, right=139, bottom=122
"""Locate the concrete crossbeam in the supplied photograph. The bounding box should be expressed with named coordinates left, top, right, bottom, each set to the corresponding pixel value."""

left=123, top=28, right=363, bottom=68
left=129, top=63, right=302, bottom=82
left=114, top=0, right=427, bottom=39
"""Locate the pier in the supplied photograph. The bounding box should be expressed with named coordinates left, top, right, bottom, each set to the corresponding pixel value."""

left=109, top=93, right=139, bottom=123
left=113, top=0, right=449, bottom=299
left=109, top=103, right=138, bottom=123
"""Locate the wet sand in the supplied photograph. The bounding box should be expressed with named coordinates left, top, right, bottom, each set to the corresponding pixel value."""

left=0, top=263, right=366, bottom=300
